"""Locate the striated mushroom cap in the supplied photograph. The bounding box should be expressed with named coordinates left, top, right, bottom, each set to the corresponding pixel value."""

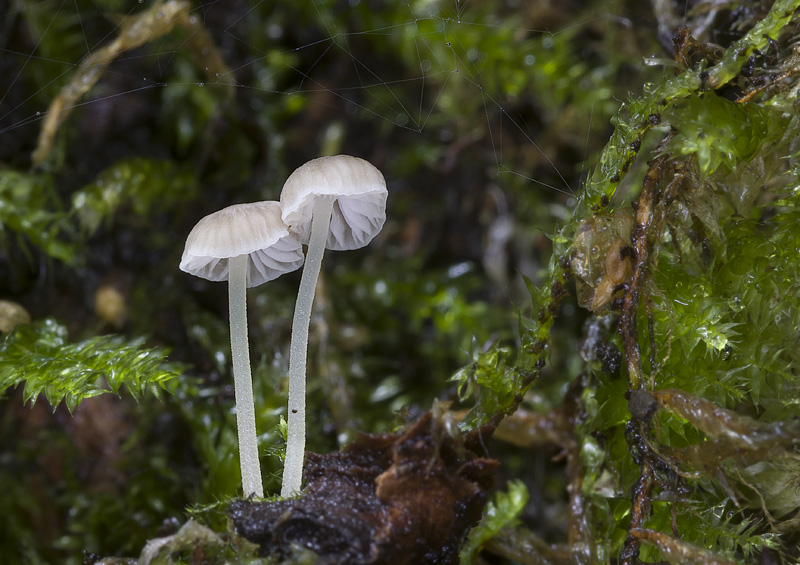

left=180, top=201, right=304, bottom=287
left=280, top=155, right=388, bottom=251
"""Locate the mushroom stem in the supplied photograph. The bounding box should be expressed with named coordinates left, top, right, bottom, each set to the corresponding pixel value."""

left=282, top=196, right=335, bottom=497
left=228, top=253, right=264, bottom=498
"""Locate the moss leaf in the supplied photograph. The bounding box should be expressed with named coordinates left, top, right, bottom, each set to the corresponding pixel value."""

left=0, top=319, right=180, bottom=412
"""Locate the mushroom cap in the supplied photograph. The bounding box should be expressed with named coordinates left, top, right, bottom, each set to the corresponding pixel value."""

left=280, top=155, right=388, bottom=251
left=179, top=201, right=304, bottom=287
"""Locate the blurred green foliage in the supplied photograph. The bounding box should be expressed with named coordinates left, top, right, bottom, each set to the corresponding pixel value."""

left=0, top=170, right=77, bottom=263
left=72, top=158, right=197, bottom=236
left=0, top=0, right=798, bottom=563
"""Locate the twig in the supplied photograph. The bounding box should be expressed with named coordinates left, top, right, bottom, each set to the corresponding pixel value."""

left=618, top=155, right=667, bottom=564
left=32, top=0, right=232, bottom=168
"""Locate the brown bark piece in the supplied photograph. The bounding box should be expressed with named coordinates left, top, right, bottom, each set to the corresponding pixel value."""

left=229, top=410, right=498, bottom=564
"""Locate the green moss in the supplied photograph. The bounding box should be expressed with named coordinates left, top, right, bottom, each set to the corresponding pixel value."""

left=460, top=480, right=529, bottom=563
left=0, top=319, right=180, bottom=411
left=519, top=1, right=800, bottom=561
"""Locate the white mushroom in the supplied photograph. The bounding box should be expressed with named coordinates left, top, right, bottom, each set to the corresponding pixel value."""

left=279, top=155, right=387, bottom=496
left=180, top=201, right=304, bottom=498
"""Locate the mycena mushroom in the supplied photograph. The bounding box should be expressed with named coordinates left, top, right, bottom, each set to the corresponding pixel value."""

left=180, top=201, right=304, bottom=498
left=279, top=155, right=388, bottom=496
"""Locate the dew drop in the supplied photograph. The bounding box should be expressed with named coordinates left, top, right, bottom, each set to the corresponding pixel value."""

left=446, top=42, right=451, bottom=47
left=198, top=82, right=204, bottom=87
left=36, top=111, right=41, bottom=116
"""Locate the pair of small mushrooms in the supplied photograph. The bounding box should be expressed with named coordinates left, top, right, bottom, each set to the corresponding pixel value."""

left=179, top=155, right=388, bottom=498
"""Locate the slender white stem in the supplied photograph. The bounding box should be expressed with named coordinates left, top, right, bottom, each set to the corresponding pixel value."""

left=282, top=196, right=334, bottom=497
left=229, top=253, right=263, bottom=498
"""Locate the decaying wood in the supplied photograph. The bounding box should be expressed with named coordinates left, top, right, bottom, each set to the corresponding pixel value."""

left=229, top=408, right=498, bottom=564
